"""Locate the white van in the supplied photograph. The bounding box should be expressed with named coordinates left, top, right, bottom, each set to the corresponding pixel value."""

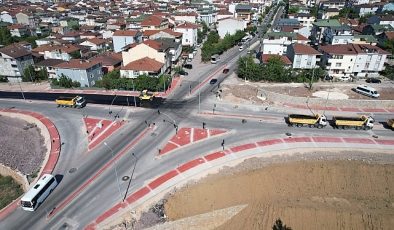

left=354, top=85, right=380, bottom=98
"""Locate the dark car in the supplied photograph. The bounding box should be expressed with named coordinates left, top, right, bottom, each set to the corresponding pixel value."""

left=179, top=70, right=188, bottom=76
left=183, top=64, right=193, bottom=69
left=366, top=78, right=381, bottom=83
left=223, top=68, right=229, bottom=74
left=210, top=79, right=218, bottom=84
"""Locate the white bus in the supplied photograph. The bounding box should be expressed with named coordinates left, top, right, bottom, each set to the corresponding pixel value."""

left=20, top=174, right=58, bottom=211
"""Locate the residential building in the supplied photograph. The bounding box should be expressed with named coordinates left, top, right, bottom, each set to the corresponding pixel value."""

left=288, top=13, right=315, bottom=30
left=321, top=0, right=347, bottom=9
left=322, top=8, right=340, bottom=19
left=8, top=24, right=29, bottom=37
left=34, top=59, right=66, bottom=79
left=143, top=29, right=183, bottom=43
left=33, top=44, right=81, bottom=61
left=234, top=4, right=252, bottom=22
left=320, top=44, right=389, bottom=79
left=323, top=25, right=353, bottom=44
left=174, top=22, right=200, bottom=47
left=16, top=12, right=36, bottom=27
left=287, top=43, right=321, bottom=69
left=120, top=57, right=164, bottom=78
left=154, top=38, right=182, bottom=64
left=355, top=4, right=380, bottom=16
left=112, top=30, right=142, bottom=52
left=54, top=59, right=103, bottom=87
left=122, top=40, right=171, bottom=73
left=261, top=32, right=309, bottom=55
left=362, top=24, right=394, bottom=36
left=80, top=38, right=108, bottom=51
left=0, top=11, right=17, bottom=24
left=261, top=54, right=292, bottom=67
left=311, top=19, right=342, bottom=45
left=0, top=44, right=34, bottom=82
left=141, top=15, right=169, bottom=31
left=91, top=52, right=122, bottom=74
left=174, top=12, right=199, bottom=24
left=217, top=18, right=247, bottom=39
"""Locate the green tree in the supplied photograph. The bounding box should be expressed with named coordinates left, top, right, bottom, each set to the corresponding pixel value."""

left=22, top=65, right=37, bottom=82
left=384, top=39, right=394, bottom=55
left=295, top=67, right=323, bottom=90
left=37, top=68, right=48, bottom=80
left=237, top=56, right=262, bottom=81
left=0, top=27, right=14, bottom=45
left=261, top=56, right=292, bottom=82
left=288, top=6, right=299, bottom=14
left=70, top=51, right=81, bottom=59
left=272, top=218, right=292, bottom=230
left=57, top=74, right=74, bottom=88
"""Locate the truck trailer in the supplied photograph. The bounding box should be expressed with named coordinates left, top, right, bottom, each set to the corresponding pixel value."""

left=333, top=115, right=374, bottom=130
left=287, top=114, right=327, bottom=128
left=56, top=96, right=86, bottom=108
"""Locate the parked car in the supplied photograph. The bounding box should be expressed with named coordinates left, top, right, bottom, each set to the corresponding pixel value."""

left=183, top=64, right=193, bottom=69
left=179, top=70, right=188, bottom=76
left=338, top=76, right=352, bottom=81
left=238, top=42, right=243, bottom=46
left=223, top=68, right=229, bottom=74
left=324, top=75, right=333, bottom=81
left=366, top=78, right=381, bottom=83
left=239, top=46, right=244, bottom=51
left=210, top=79, right=218, bottom=84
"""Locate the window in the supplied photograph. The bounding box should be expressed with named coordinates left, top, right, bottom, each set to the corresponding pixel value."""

left=11, top=64, right=17, bottom=68
left=365, top=63, right=370, bottom=69
left=335, top=63, right=341, bottom=67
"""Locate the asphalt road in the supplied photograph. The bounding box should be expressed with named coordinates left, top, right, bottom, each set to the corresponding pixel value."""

left=1, top=6, right=393, bottom=230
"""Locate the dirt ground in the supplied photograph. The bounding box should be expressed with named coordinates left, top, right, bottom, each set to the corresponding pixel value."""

left=162, top=151, right=394, bottom=230
left=0, top=115, right=46, bottom=175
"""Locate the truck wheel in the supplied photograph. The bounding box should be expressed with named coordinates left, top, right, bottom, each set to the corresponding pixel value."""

left=317, top=125, right=323, bottom=129
left=355, top=126, right=361, bottom=130
left=308, top=124, right=313, bottom=128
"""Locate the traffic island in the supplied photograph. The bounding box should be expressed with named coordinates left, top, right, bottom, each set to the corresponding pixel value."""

left=83, top=117, right=124, bottom=151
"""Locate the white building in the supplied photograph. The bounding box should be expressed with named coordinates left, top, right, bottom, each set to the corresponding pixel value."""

left=320, top=44, right=389, bottom=79
left=0, top=44, right=34, bottom=82
left=174, top=22, right=200, bottom=47
left=217, top=18, right=246, bottom=39
left=112, top=30, right=142, bottom=53
left=286, top=43, right=321, bottom=69
left=261, top=32, right=309, bottom=55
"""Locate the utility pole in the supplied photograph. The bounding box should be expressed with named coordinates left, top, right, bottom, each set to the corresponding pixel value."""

left=103, top=142, right=122, bottom=201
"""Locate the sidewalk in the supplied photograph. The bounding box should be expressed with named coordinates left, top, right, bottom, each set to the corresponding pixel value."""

left=86, top=135, right=394, bottom=229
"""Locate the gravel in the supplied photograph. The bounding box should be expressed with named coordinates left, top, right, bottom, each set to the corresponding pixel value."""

left=0, top=115, right=46, bottom=175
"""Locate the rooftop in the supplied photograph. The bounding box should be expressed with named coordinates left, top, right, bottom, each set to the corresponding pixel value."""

left=313, top=19, right=341, bottom=27
left=55, top=59, right=101, bottom=70
left=0, top=44, right=31, bottom=58
left=121, top=57, right=163, bottom=72
left=292, top=44, right=321, bottom=55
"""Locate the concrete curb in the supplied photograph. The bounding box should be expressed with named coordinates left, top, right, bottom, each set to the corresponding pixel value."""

left=0, top=109, right=61, bottom=220
left=86, top=136, right=394, bottom=229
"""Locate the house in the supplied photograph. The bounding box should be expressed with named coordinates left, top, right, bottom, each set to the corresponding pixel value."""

left=322, top=8, right=340, bottom=20
left=286, top=43, right=321, bottom=69
left=80, top=38, right=108, bottom=51
left=62, top=31, right=81, bottom=42
left=377, top=31, right=394, bottom=47
left=8, top=24, right=29, bottom=37
left=33, top=44, right=81, bottom=61
left=112, top=30, right=142, bottom=53
left=261, top=32, right=309, bottom=55
left=321, top=0, right=347, bottom=9
left=381, top=2, right=394, bottom=12
left=311, top=19, right=342, bottom=45
left=174, top=22, right=200, bottom=47
left=16, top=12, right=36, bottom=27
left=234, top=4, right=252, bottom=22
left=141, top=15, right=169, bottom=31
left=261, top=54, right=292, bottom=67
left=217, top=9, right=233, bottom=21
left=217, top=18, right=247, bottom=39
left=143, top=29, right=183, bottom=43
left=0, top=44, right=34, bottom=82
left=288, top=13, right=315, bottom=30
left=320, top=44, right=389, bottom=79
left=122, top=40, right=172, bottom=73
left=0, top=11, right=17, bottom=24
left=34, top=59, right=66, bottom=79
left=154, top=38, right=182, bottom=64
left=362, top=24, right=394, bottom=36
left=174, top=12, right=199, bottom=24
left=91, top=52, right=122, bottom=74
left=120, top=57, right=164, bottom=78
left=323, top=25, right=353, bottom=44
left=355, top=4, right=380, bottom=16
left=198, top=6, right=217, bottom=25
left=54, top=59, right=103, bottom=87
left=353, top=35, right=377, bottom=45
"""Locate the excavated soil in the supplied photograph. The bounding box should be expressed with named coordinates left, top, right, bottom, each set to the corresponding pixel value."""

left=164, top=153, right=394, bottom=230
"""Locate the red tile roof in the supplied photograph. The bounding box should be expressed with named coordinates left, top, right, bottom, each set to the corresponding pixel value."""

left=55, top=59, right=101, bottom=70
left=176, top=22, right=200, bottom=29
left=385, top=31, right=394, bottom=40
left=121, top=57, right=163, bottom=72
left=113, top=30, right=139, bottom=36
left=0, top=44, right=31, bottom=58
left=87, top=37, right=106, bottom=45
left=320, top=44, right=390, bottom=55
left=143, top=30, right=160, bottom=36
left=143, top=40, right=162, bottom=50
left=33, top=44, right=80, bottom=54
left=292, top=44, right=321, bottom=55
left=261, top=54, right=292, bottom=65
left=162, top=28, right=182, bottom=37
left=296, top=33, right=308, bottom=41
left=141, top=15, right=165, bottom=26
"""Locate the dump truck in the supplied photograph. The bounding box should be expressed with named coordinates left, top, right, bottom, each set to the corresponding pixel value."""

left=56, top=96, right=86, bottom=108
left=139, top=90, right=155, bottom=101
left=333, top=115, right=374, bottom=130
left=287, top=114, right=327, bottom=128
left=387, top=119, right=394, bottom=130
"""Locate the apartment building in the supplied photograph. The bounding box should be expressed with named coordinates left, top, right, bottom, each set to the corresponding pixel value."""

left=0, top=44, right=34, bottom=82
left=261, top=32, right=309, bottom=55
left=320, top=44, right=389, bottom=79
left=287, top=43, right=321, bottom=69
left=112, top=30, right=142, bottom=52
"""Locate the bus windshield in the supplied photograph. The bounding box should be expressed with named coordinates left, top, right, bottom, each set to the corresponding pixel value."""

left=21, top=200, right=32, bottom=208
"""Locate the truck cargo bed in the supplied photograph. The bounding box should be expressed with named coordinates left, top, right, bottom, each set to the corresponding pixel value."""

left=289, top=114, right=317, bottom=119
left=334, top=116, right=364, bottom=121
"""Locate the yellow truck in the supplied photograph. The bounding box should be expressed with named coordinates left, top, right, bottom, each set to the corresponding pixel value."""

left=139, top=90, right=155, bottom=101
left=333, top=115, right=374, bottom=130
left=56, top=96, right=86, bottom=108
left=287, top=114, right=327, bottom=128
left=387, top=119, right=394, bottom=130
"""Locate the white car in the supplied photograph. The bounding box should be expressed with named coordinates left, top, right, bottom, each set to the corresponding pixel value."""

left=239, top=46, right=244, bottom=51
left=338, top=76, right=352, bottom=81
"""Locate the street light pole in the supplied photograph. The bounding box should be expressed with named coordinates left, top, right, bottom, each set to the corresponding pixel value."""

left=123, top=153, right=138, bottom=202
left=132, top=79, right=137, bottom=107
left=104, top=142, right=122, bottom=201
left=18, top=78, right=25, bottom=100
left=198, top=76, right=201, bottom=113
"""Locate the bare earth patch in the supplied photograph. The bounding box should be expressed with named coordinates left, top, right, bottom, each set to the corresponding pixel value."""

left=0, top=115, right=46, bottom=175
left=163, top=152, right=394, bottom=230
